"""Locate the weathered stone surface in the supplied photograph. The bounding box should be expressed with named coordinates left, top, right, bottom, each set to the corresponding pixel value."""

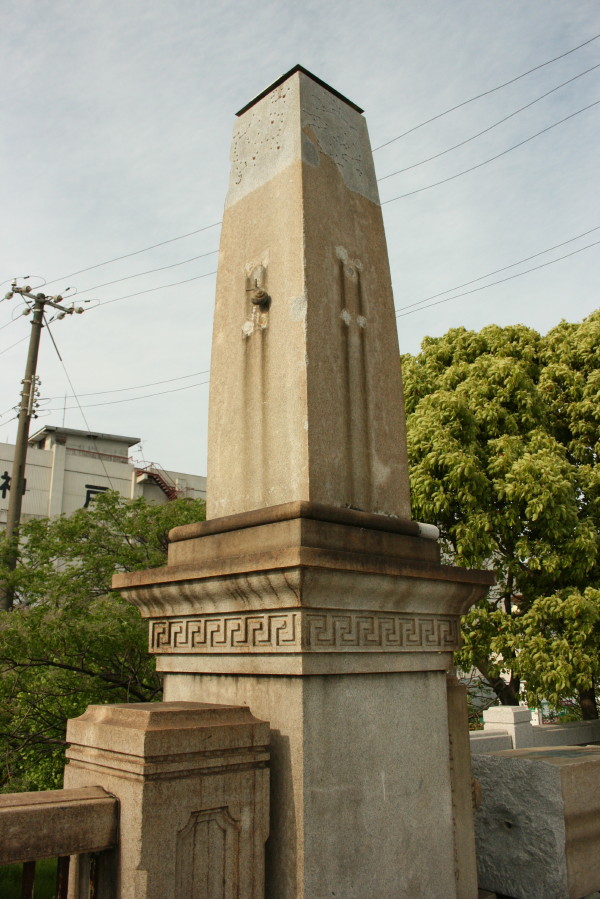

left=165, top=670, right=457, bottom=898
left=472, top=746, right=600, bottom=899
left=64, top=702, right=269, bottom=899
left=470, top=731, right=513, bottom=754
left=480, top=705, right=600, bottom=752
left=0, top=787, right=117, bottom=865
left=447, top=678, right=479, bottom=899
left=113, top=66, right=493, bottom=899
left=114, top=502, right=492, bottom=679
left=207, top=66, right=411, bottom=520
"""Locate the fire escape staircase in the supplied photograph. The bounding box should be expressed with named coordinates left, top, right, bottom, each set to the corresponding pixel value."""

left=135, top=463, right=180, bottom=501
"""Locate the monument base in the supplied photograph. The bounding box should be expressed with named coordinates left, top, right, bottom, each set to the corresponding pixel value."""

left=114, top=502, right=493, bottom=899
left=165, top=671, right=454, bottom=898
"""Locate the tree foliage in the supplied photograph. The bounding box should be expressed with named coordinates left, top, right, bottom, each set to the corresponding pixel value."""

left=403, top=311, right=600, bottom=715
left=0, top=492, right=205, bottom=790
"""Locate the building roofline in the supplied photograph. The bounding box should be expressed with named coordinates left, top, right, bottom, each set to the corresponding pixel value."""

left=236, top=65, right=364, bottom=117
left=28, top=425, right=140, bottom=447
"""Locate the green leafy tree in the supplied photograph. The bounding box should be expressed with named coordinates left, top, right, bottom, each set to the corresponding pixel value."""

left=0, top=492, right=205, bottom=790
left=403, top=311, right=599, bottom=716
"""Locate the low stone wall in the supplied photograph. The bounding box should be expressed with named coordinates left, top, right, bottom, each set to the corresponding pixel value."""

left=470, top=731, right=513, bottom=754
left=470, top=706, right=600, bottom=753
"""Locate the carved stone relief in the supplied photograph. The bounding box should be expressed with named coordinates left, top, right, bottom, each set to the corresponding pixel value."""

left=175, top=807, right=241, bottom=899
left=150, top=610, right=460, bottom=654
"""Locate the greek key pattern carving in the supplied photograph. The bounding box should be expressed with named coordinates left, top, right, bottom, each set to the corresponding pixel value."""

left=151, top=613, right=300, bottom=652
left=305, top=613, right=458, bottom=650
left=150, top=611, right=459, bottom=654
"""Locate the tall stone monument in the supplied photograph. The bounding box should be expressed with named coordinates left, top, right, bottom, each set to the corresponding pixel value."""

left=115, top=66, right=493, bottom=898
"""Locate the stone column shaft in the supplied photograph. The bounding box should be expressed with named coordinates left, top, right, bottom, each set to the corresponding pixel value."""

left=207, top=67, right=410, bottom=520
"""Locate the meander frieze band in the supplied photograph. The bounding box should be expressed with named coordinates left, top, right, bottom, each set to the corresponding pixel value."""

left=150, top=611, right=460, bottom=654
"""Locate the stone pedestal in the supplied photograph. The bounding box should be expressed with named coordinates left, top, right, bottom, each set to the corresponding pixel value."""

left=115, top=503, right=492, bottom=898
left=64, top=702, right=269, bottom=899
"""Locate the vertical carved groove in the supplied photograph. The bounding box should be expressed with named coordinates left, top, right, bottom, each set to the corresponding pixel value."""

left=259, top=327, right=267, bottom=504
left=243, top=266, right=269, bottom=509
left=344, top=263, right=369, bottom=510
left=357, top=270, right=371, bottom=508
left=243, top=297, right=253, bottom=503
left=339, top=258, right=354, bottom=502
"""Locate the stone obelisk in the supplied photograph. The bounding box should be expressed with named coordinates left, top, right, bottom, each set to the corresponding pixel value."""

left=115, top=66, right=492, bottom=898
left=207, top=66, right=410, bottom=521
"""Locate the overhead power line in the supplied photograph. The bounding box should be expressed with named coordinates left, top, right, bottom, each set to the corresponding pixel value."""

left=4, top=35, right=595, bottom=297
left=378, top=62, right=600, bottom=182
left=43, top=369, right=210, bottom=400
left=42, top=379, right=209, bottom=413
left=396, top=224, right=600, bottom=313
left=382, top=98, right=600, bottom=204
left=0, top=371, right=211, bottom=418
left=43, top=322, right=115, bottom=490
left=43, top=221, right=222, bottom=287
left=373, top=31, right=600, bottom=151
left=1, top=37, right=597, bottom=316
left=95, top=270, right=218, bottom=309
left=76, top=250, right=219, bottom=297
left=39, top=325, right=168, bottom=547
left=0, top=335, right=28, bottom=357
left=2, top=32, right=596, bottom=298
left=396, top=238, right=600, bottom=318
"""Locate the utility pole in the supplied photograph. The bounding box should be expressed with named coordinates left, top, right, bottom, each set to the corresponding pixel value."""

left=0, top=281, right=84, bottom=610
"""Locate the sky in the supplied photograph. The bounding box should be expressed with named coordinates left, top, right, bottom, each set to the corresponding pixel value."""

left=1, top=0, right=598, bottom=476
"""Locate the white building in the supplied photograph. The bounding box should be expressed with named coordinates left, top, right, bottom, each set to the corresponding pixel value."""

left=0, top=425, right=206, bottom=526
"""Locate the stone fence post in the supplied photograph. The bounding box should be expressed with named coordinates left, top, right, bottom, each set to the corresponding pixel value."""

left=482, top=706, right=534, bottom=748
left=63, top=701, right=269, bottom=899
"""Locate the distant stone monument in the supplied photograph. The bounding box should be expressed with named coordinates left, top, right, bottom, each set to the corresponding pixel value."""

left=115, top=66, right=493, bottom=898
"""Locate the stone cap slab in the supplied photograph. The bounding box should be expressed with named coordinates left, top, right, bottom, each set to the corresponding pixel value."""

left=483, top=706, right=532, bottom=725
left=488, top=745, right=600, bottom=767
left=236, top=65, right=364, bottom=117
left=66, top=701, right=270, bottom=761
left=114, top=503, right=494, bottom=601
left=169, top=500, right=429, bottom=543
left=114, top=548, right=493, bottom=598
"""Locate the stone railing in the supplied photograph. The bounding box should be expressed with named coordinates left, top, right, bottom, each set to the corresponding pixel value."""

left=470, top=705, right=600, bottom=754
left=0, top=701, right=270, bottom=899
left=0, top=786, right=118, bottom=897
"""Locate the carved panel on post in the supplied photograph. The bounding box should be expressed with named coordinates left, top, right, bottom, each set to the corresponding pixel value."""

left=176, top=807, right=241, bottom=899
